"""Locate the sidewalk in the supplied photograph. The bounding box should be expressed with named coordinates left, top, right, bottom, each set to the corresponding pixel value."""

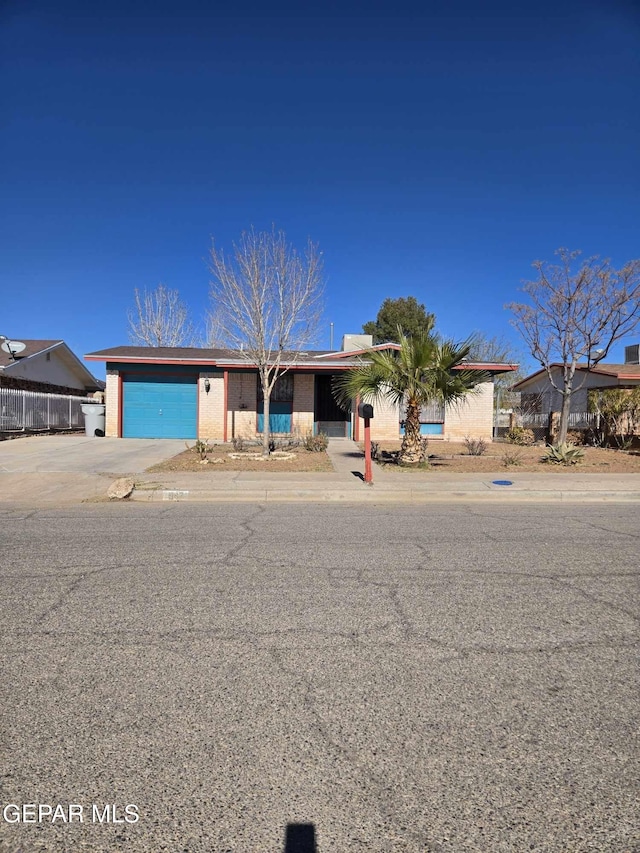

left=127, top=439, right=640, bottom=504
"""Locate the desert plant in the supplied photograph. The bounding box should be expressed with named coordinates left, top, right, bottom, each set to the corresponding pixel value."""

left=541, top=442, right=584, bottom=465
left=304, top=432, right=329, bottom=452
left=332, top=322, right=489, bottom=465
left=192, top=439, right=212, bottom=461
left=615, top=436, right=635, bottom=451
left=464, top=436, right=487, bottom=456
left=232, top=436, right=246, bottom=452
left=370, top=441, right=381, bottom=461
left=397, top=437, right=429, bottom=466
left=284, top=427, right=304, bottom=448
left=566, top=429, right=586, bottom=446
left=583, top=426, right=605, bottom=447
left=506, top=426, right=535, bottom=446
left=273, top=433, right=303, bottom=450
left=588, top=387, right=640, bottom=449
left=501, top=448, right=523, bottom=467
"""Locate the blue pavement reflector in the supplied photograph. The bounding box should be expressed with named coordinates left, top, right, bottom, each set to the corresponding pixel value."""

left=492, top=480, right=513, bottom=486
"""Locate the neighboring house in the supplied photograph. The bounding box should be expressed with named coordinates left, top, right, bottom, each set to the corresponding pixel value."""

left=512, top=360, right=640, bottom=415
left=0, top=339, right=104, bottom=396
left=85, top=335, right=516, bottom=442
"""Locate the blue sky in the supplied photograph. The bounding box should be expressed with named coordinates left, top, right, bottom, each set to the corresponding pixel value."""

left=2, top=0, right=639, bottom=379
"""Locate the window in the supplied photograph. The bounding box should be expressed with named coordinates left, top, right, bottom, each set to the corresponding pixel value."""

left=256, top=373, right=293, bottom=402
left=399, top=398, right=445, bottom=436
left=257, top=373, right=294, bottom=433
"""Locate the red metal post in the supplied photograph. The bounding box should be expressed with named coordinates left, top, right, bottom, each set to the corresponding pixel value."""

left=364, top=417, right=373, bottom=484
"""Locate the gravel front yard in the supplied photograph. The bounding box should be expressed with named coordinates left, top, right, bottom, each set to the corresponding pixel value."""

left=367, top=440, right=640, bottom=473
left=147, top=443, right=334, bottom=473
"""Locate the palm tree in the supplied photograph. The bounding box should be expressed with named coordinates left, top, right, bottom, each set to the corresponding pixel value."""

left=333, top=324, right=489, bottom=465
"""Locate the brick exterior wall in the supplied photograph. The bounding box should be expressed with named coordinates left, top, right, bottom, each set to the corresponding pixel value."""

left=198, top=372, right=225, bottom=440
left=227, top=372, right=257, bottom=439
left=369, top=395, right=401, bottom=441
left=105, top=369, right=120, bottom=437
left=444, top=381, right=494, bottom=440
left=293, top=373, right=315, bottom=436
left=102, top=365, right=496, bottom=443
left=358, top=381, right=496, bottom=442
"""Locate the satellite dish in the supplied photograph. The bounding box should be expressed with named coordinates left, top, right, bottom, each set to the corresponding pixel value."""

left=1, top=340, right=26, bottom=356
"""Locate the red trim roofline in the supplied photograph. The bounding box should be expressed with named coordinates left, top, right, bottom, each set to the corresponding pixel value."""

left=88, top=353, right=514, bottom=373
left=87, top=349, right=517, bottom=374
left=85, top=355, right=216, bottom=365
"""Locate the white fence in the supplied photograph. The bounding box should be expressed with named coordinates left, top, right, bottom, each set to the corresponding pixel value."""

left=527, top=412, right=597, bottom=429
left=0, top=388, right=95, bottom=432
left=496, top=412, right=598, bottom=429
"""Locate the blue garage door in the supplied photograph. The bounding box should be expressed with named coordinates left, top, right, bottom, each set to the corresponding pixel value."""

left=123, top=375, right=197, bottom=439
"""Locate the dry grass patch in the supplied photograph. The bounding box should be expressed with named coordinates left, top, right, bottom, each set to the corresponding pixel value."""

left=364, top=441, right=640, bottom=473
left=147, top=442, right=334, bottom=473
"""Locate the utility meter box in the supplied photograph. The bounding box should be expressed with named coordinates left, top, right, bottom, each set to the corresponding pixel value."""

left=357, top=403, right=374, bottom=419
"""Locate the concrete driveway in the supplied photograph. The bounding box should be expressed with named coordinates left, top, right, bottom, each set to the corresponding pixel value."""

left=0, top=435, right=186, bottom=474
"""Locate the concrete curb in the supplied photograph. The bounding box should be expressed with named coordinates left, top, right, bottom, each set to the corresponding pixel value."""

left=130, top=486, right=640, bottom=504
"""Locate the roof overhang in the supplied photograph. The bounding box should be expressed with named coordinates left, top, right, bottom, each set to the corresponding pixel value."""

left=87, top=354, right=218, bottom=366
left=512, top=363, right=640, bottom=391
left=87, top=348, right=517, bottom=376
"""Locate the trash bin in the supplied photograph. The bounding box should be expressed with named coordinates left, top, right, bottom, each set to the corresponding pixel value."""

left=81, top=404, right=106, bottom=437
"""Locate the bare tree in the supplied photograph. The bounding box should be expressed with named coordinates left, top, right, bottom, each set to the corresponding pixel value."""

left=128, top=284, right=196, bottom=347
left=508, top=248, right=640, bottom=443
left=204, top=306, right=225, bottom=348
left=209, top=227, right=324, bottom=455
left=467, top=332, right=527, bottom=411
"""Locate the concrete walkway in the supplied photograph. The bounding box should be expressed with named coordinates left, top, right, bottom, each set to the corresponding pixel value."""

left=325, top=437, right=379, bottom=478
left=2, top=437, right=640, bottom=505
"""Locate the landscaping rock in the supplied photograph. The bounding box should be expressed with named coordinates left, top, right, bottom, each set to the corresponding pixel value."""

left=107, top=477, right=135, bottom=500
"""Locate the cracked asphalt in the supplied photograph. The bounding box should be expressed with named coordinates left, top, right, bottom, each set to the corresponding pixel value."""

left=0, top=502, right=638, bottom=853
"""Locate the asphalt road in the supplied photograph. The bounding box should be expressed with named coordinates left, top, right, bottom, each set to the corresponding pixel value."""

left=0, top=503, right=638, bottom=853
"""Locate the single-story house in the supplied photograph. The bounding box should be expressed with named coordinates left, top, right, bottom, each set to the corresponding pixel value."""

left=512, top=361, right=640, bottom=415
left=0, top=339, right=104, bottom=396
left=85, top=334, right=517, bottom=442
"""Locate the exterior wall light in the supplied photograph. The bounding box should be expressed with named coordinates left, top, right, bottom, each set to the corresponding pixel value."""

left=204, top=378, right=211, bottom=394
